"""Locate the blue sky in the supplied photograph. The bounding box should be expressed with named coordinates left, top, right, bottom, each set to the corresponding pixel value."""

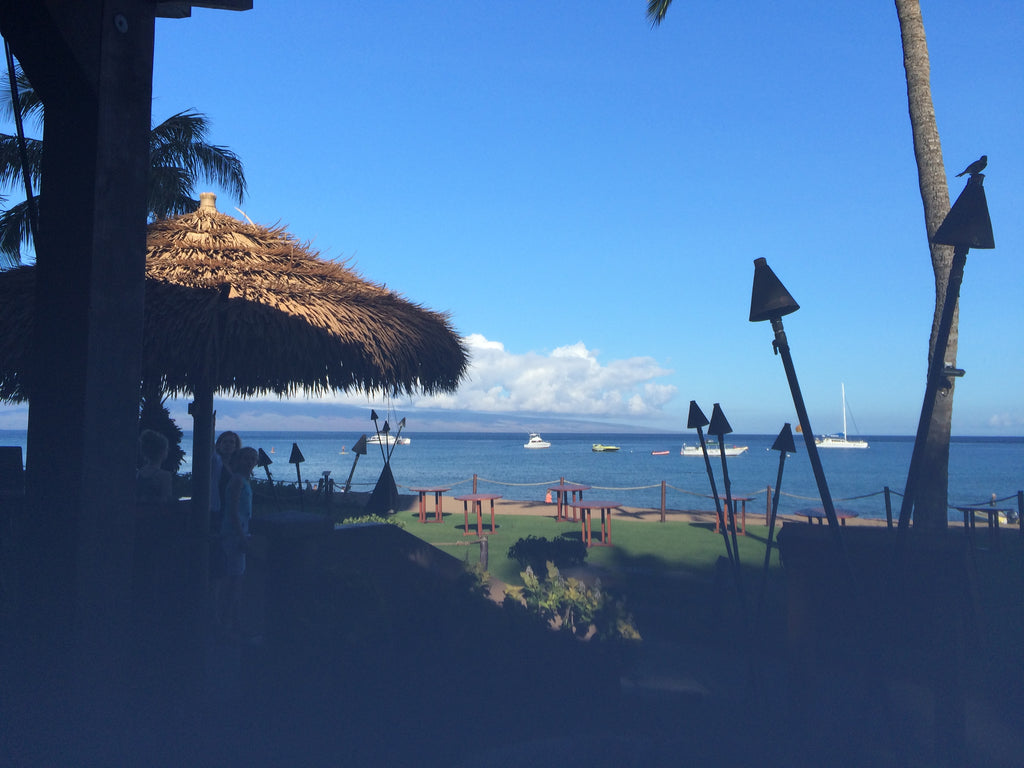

left=4, top=1, right=1022, bottom=435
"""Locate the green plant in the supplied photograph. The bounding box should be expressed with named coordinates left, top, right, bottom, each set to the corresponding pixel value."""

left=336, top=514, right=405, bottom=529
left=507, top=562, right=641, bottom=643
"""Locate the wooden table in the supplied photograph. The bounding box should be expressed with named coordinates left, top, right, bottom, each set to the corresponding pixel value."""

left=714, top=496, right=750, bottom=536
left=568, top=500, right=620, bottom=547
left=547, top=483, right=590, bottom=522
left=957, top=506, right=1014, bottom=551
left=454, top=493, right=502, bottom=536
left=409, top=486, right=450, bottom=523
left=798, top=507, right=859, bottom=526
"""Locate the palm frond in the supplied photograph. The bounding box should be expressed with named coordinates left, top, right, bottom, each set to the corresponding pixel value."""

left=0, top=133, right=43, bottom=191
left=0, top=65, right=44, bottom=130
left=0, top=199, right=34, bottom=265
left=646, top=0, right=674, bottom=26
left=148, top=166, right=197, bottom=220
left=150, top=109, right=247, bottom=203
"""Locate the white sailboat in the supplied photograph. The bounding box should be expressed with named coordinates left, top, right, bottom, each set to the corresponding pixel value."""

left=816, top=383, right=868, bottom=449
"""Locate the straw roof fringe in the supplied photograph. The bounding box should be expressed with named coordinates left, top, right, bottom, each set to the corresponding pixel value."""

left=0, top=198, right=469, bottom=402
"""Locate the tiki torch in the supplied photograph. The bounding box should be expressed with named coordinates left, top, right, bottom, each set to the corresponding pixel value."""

left=343, top=435, right=368, bottom=494
left=688, top=400, right=735, bottom=568
left=749, top=258, right=844, bottom=540
left=757, top=423, right=795, bottom=623
left=257, top=447, right=281, bottom=512
left=289, top=442, right=305, bottom=513
left=897, top=171, right=994, bottom=537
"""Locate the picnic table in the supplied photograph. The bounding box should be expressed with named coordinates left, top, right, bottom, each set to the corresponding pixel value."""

left=568, top=500, right=620, bottom=547
left=547, top=482, right=590, bottom=522
left=409, top=486, right=449, bottom=524
left=714, top=496, right=751, bottom=536
left=957, top=506, right=1015, bottom=551
left=454, top=493, right=502, bottom=536
left=798, top=506, right=859, bottom=526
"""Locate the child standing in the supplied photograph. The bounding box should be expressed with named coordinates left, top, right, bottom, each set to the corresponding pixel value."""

left=136, top=429, right=173, bottom=503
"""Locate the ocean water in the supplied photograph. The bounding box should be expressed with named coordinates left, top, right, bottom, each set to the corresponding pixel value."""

left=179, top=431, right=1023, bottom=523
left=3, top=430, right=1020, bottom=523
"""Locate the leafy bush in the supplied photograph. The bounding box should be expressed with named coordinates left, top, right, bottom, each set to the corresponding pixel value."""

left=507, top=535, right=587, bottom=573
left=336, top=513, right=405, bottom=529
left=506, top=562, right=641, bottom=643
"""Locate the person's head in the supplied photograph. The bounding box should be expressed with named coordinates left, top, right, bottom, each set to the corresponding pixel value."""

left=230, top=446, right=259, bottom=477
left=216, top=431, right=241, bottom=457
left=139, top=429, right=169, bottom=465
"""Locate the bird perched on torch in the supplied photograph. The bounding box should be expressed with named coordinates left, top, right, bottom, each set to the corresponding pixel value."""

left=955, top=155, right=987, bottom=177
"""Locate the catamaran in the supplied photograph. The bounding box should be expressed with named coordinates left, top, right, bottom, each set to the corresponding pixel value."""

left=816, top=383, right=868, bottom=449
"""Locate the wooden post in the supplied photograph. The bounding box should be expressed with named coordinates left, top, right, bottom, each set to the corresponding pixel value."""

left=766, top=486, right=772, bottom=524
left=4, top=0, right=155, bottom=706
left=660, top=480, right=666, bottom=523
left=473, top=473, right=478, bottom=493
left=1018, top=491, right=1023, bottom=535
left=884, top=487, right=893, bottom=528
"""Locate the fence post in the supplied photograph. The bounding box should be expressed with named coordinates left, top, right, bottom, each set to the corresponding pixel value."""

left=766, top=486, right=771, bottom=525
left=473, top=473, right=478, bottom=493
left=661, top=480, right=666, bottom=523
left=1018, top=491, right=1023, bottom=535
left=884, top=487, right=893, bottom=528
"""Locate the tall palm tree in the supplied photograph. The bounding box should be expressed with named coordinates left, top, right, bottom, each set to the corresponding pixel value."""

left=0, top=63, right=247, bottom=265
left=647, top=0, right=955, bottom=527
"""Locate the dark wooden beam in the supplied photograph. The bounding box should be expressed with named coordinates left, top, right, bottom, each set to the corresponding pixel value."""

left=156, top=0, right=252, bottom=19
left=0, top=0, right=154, bottom=706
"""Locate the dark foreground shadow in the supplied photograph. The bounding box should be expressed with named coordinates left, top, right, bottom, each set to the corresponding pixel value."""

left=3, top=514, right=1023, bottom=767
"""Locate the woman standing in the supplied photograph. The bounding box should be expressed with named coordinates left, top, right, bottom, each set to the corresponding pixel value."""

left=215, top=446, right=258, bottom=640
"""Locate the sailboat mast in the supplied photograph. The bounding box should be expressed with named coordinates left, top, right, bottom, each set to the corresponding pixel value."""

left=842, top=383, right=847, bottom=440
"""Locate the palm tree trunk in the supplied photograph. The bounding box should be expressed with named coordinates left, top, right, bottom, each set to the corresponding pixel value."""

left=895, top=0, right=954, bottom=529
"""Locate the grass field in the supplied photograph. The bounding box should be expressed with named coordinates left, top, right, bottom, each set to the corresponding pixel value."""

left=390, top=505, right=781, bottom=586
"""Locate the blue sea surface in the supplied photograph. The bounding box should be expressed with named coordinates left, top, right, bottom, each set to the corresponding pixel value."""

left=1, top=430, right=1020, bottom=523
left=177, top=431, right=1024, bottom=523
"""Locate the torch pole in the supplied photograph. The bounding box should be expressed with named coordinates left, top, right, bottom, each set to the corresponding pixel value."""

left=896, top=245, right=968, bottom=539
left=758, top=448, right=788, bottom=622
left=770, top=318, right=843, bottom=536
left=696, top=426, right=735, bottom=568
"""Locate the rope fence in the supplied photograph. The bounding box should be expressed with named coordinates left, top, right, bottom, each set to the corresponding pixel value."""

left=253, top=471, right=1022, bottom=530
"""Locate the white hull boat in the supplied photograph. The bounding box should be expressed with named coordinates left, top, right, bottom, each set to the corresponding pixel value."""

left=368, top=434, right=411, bottom=446
left=524, top=433, right=551, bottom=449
left=816, top=383, right=868, bottom=449
left=681, top=442, right=748, bottom=457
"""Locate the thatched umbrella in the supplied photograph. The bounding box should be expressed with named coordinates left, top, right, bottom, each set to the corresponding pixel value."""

left=0, top=192, right=468, bottom=526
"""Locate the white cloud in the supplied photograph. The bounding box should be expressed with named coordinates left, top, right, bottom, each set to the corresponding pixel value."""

left=0, top=334, right=679, bottom=433
left=410, top=334, right=676, bottom=418
left=306, top=333, right=677, bottom=422
left=987, top=412, right=1024, bottom=430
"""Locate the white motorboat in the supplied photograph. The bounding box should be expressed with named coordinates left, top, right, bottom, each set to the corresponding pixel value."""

left=816, top=383, right=868, bottom=449
left=524, top=433, right=551, bottom=449
left=368, top=434, right=411, bottom=446
left=680, top=442, right=748, bottom=457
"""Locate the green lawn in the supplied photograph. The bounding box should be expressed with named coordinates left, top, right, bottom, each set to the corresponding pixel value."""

left=392, top=505, right=781, bottom=585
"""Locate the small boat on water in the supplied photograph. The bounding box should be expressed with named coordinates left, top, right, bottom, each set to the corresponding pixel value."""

left=524, top=433, right=551, bottom=449
left=592, top=443, right=620, bottom=452
left=368, top=434, right=411, bottom=446
left=816, top=383, right=868, bottom=449
left=650, top=450, right=670, bottom=456
left=680, top=442, right=749, bottom=457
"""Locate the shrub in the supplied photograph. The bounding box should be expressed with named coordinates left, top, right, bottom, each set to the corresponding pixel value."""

left=507, top=535, right=587, bottom=573
left=506, top=562, right=641, bottom=643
